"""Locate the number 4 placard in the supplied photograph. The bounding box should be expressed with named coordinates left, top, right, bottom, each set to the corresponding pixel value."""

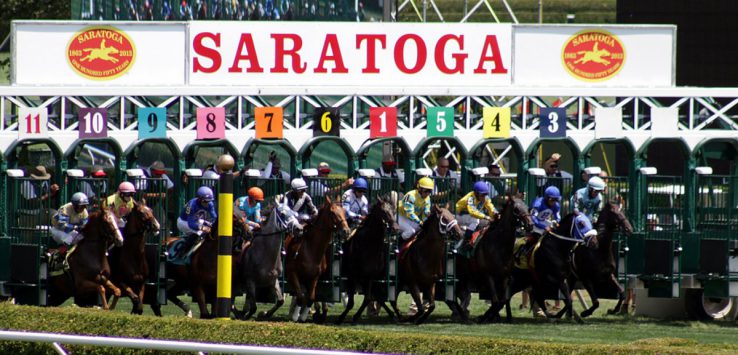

left=482, top=107, right=511, bottom=138
left=18, top=107, right=48, bottom=139
left=255, top=107, right=283, bottom=139
left=539, top=107, right=567, bottom=138
left=196, top=107, right=226, bottom=140
left=370, top=107, right=397, bottom=138
left=79, top=108, right=108, bottom=138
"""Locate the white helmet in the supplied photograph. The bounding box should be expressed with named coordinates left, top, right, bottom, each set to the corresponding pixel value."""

left=588, top=176, right=606, bottom=191
left=291, top=178, right=308, bottom=191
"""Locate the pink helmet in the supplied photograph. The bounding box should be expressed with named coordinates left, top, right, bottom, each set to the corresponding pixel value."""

left=118, top=181, right=136, bottom=193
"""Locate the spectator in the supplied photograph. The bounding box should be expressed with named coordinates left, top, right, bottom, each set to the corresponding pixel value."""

left=138, top=161, right=175, bottom=199
left=79, top=166, right=109, bottom=208
left=538, top=153, right=574, bottom=197
left=19, top=165, right=60, bottom=227
left=432, top=157, right=461, bottom=186
left=262, top=151, right=291, bottom=185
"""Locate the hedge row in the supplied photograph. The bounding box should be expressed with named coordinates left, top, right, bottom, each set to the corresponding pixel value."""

left=0, top=303, right=722, bottom=354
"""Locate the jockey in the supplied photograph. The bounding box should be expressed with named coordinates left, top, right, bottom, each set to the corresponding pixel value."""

left=103, top=181, right=136, bottom=228
left=51, top=192, right=90, bottom=246
left=276, top=178, right=318, bottom=237
left=531, top=186, right=562, bottom=237
left=398, top=177, right=433, bottom=241
left=176, top=186, right=218, bottom=257
left=236, top=187, right=264, bottom=231
left=570, top=176, right=606, bottom=222
left=455, top=181, right=497, bottom=249
left=342, top=177, right=369, bottom=228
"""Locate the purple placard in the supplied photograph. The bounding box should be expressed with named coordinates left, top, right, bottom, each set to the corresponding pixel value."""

left=79, top=108, right=108, bottom=138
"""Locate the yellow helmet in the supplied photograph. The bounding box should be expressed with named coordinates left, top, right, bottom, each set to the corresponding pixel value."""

left=417, top=177, right=434, bottom=190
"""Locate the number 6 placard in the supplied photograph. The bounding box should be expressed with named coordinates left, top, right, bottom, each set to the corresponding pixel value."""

left=255, top=107, right=283, bottom=139
left=18, top=107, right=49, bottom=139
left=79, top=108, right=108, bottom=139
left=539, top=107, right=567, bottom=138
left=313, top=108, right=341, bottom=137
left=196, top=107, right=226, bottom=140
left=137, top=107, right=167, bottom=139
left=370, top=107, right=397, bottom=138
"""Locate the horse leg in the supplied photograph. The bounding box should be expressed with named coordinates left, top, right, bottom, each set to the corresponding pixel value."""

left=336, top=282, right=355, bottom=325
left=606, top=274, right=626, bottom=315
left=135, top=285, right=145, bottom=315
left=98, top=285, right=110, bottom=310
left=303, top=278, right=320, bottom=323
left=479, top=276, right=500, bottom=323
left=260, top=279, right=285, bottom=320
left=192, top=284, right=211, bottom=319
left=243, top=282, right=258, bottom=320
left=351, top=281, right=372, bottom=325
left=379, top=301, right=398, bottom=323
left=579, top=279, right=600, bottom=318
left=403, top=284, right=424, bottom=323
left=168, top=293, right=192, bottom=318
left=287, top=273, right=304, bottom=322
left=109, top=296, right=120, bottom=310
left=416, top=285, right=436, bottom=325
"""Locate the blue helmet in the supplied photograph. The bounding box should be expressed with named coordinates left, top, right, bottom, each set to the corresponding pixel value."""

left=353, top=177, right=368, bottom=191
left=197, top=186, right=214, bottom=201
left=473, top=181, right=490, bottom=195
left=544, top=186, right=561, bottom=201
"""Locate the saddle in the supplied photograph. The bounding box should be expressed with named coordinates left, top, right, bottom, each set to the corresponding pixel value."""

left=512, top=235, right=544, bottom=270
left=48, top=245, right=76, bottom=277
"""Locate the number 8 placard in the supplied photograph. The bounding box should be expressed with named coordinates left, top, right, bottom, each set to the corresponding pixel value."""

left=255, top=107, right=283, bottom=139
left=18, top=107, right=49, bottom=139
left=137, top=107, right=167, bottom=139
left=482, top=107, right=511, bottom=138
left=196, top=107, right=226, bottom=140
left=79, top=108, right=108, bottom=139
left=539, top=107, right=567, bottom=138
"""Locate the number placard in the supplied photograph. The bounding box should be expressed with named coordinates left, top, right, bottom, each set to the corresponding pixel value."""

left=137, top=107, right=167, bottom=139
left=196, top=107, right=226, bottom=139
left=482, top=107, right=511, bottom=138
left=18, top=107, right=49, bottom=139
left=79, top=108, right=108, bottom=139
left=369, top=107, right=397, bottom=138
left=313, top=108, right=341, bottom=137
left=426, top=107, right=454, bottom=137
left=539, top=107, right=567, bottom=138
left=255, top=107, right=284, bottom=139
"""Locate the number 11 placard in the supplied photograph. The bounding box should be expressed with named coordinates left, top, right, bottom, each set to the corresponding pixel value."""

left=18, top=107, right=49, bottom=139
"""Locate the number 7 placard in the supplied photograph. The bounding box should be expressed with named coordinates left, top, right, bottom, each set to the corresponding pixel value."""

left=18, top=107, right=49, bottom=139
left=482, top=107, right=511, bottom=138
left=370, top=107, right=397, bottom=138
left=255, top=107, right=283, bottom=139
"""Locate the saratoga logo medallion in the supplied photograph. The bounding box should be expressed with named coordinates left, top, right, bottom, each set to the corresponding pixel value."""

left=67, top=26, right=136, bottom=80
left=561, top=29, right=625, bottom=82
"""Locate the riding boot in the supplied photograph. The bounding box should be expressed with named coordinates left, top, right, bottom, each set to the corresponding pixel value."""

left=455, top=229, right=474, bottom=250
left=177, top=234, right=197, bottom=258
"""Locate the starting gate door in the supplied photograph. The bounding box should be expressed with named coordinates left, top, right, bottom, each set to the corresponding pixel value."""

left=66, top=170, right=110, bottom=213
left=184, top=169, right=219, bottom=203
left=601, top=174, right=633, bottom=291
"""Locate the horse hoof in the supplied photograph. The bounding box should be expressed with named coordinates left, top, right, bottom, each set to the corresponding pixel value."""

left=186, top=310, right=193, bottom=318
left=256, top=312, right=269, bottom=320
left=581, top=310, right=593, bottom=318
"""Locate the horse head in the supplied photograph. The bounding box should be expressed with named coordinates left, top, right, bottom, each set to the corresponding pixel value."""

left=372, top=196, right=400, bottom=234
left=322, top=195, right=350, bottom=240
left=83, top=210, right=124, bottom=247
left=573, top=213, right=598, bottom=249
left=598, top=201, right=633, bottom=236
left=431, top=204, right=462, bottom=240
left=509, top=194, right=534, bottom=233
left=232, top=213, right=251, bottom=240
left=127, top=201, right=161, bottom=237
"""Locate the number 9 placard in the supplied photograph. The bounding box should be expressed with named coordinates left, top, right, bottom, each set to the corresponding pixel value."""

left=313, top=108, right=341, bottom=137
left=482, top=107, right=511, bottom=138
left=18, top=107, right=49, bottom=139
left=79, top=108, right=108, bottom=139
left=255, top=107, right=283, bottom=139
left=137, top=107, right=167, bottom=139
left=539, top=107, right=567, bottom=138
left=196, top=107, right=225, bottom=140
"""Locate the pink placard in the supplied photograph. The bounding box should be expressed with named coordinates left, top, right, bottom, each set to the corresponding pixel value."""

left=196, top=107, right=226, bottom=139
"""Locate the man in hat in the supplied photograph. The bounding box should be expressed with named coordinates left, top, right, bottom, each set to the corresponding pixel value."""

left=262, top=151, right=291, bottom=185
left=19, top=165, right=60, bottom=227
left=308, top=162, right=353, bottom=199
left=78, top=166, right=109, bottom=209
left=538, top=153, right=574, bottom=196
left=376, top=154, right=405, bottom=190
left=485, top=163, right=505, bottom=199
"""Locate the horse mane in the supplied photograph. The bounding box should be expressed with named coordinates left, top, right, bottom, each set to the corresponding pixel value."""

left=553, top=213, right=577, bottom=236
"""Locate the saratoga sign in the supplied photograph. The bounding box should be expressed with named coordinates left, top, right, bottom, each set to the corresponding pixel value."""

left=188, top=22, right=512, bottom=87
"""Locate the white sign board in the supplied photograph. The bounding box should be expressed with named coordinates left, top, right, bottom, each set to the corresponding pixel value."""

left=513, top=25, right=675, bottom=87
left=13, top=22, right=186, bottom=86
left=17, top=107, right=49, bottom=139
left=188, top=22, right=513, bottom=87
left=595, top=107, right=624, bottom=139
left=651, top=107, right=680, bottom=137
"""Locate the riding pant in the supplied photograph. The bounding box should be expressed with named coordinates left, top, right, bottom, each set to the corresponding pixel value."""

left=398, top=215, right=421, bottom=240
left=177, top=217, right=207, bottom=237
left=277, top=204, right=309, bottom=233
left=456, top=214, right=481, bottom=232
left=50, top=228, right=82, bottom=246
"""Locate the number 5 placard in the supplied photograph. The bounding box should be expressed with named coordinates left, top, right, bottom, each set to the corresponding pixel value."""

left=426, top=107, right=454, bottom=137
left=18, top=107, right=49, bottom=139
left=255, top=107, right=283, bottom=139
left=196, top=107, right=225, bottom=140
left=137, top=107, right=167, bottom=139
left=369, top=107, right=397, bottom=138
left=482, top=107, right=511, bottom=138
left=79, top=108, right=108, bottom=138
left=539, top=107, right=567, bottom=138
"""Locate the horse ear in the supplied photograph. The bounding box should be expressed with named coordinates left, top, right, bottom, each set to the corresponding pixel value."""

left=324, top=195, right=332, bottom=206
left=140, top=197, right=147, bottom=207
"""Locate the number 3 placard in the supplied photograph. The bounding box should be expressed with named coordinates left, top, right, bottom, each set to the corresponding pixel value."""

left=539, top=107, right=567, bottom=138
left=18, top=107, right=49, bottom=139
left=196, top=107, right=226, bottom=140
left=255, top=107, right=283, bottom=139
left=482, top=107, right=511, bottom=138
left=369, top=107, right=397, bottom=138
left=79, top=108, right=108, bottom=139
left=137, top=107, right=167, bottom=139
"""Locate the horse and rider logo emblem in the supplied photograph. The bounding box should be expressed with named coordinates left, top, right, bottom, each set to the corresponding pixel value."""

left=561, top=29, right=625, bottom=82
left=67, top=26, right=136, bottom=80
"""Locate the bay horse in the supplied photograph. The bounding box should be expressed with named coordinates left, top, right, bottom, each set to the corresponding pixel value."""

left=335, top=197, right=401, bottom=325
left=570, top=201, right=633, bottom=317
left=284, top=196, right=350, bottom=323
left=108, top=201, right=161, bottom=314
left=233, top=208, right=288, bottom=320
left=389, top=205, right=463, bottom=325
left=47, top=211, right=125, bottom=309
left=151, top=213, right=250, bottom=318
left=452, top=195, right=534, bottom=323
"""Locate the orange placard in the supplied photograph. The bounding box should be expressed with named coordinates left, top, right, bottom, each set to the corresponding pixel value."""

left=255, top=107, right=283, bottom=139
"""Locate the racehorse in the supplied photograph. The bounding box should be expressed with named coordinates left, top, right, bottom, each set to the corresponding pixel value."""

left=284, top=197, right=350, bottom=323
left=389, top=205, right=463, bottom=325
left=570, top=201, right=633, bottom=317
left=108, top=201, right=161, bottom=314
left=452, top=195, right=534, bottom=323
left=233, top=208, right=288, bottom=320
left=151, top=214, right=250, bottom=318
left=47, top=211, right=124, bottom=309
left=335, top=197, right=400, bottom=324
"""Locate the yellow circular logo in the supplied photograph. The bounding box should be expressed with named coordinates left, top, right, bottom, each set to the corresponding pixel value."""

left=67, top=26, right=136, bottom=81
left=561, top=29, right=625, bottom=82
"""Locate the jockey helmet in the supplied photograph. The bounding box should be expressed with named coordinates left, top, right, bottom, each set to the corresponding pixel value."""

left=291, top=178, right=308, bottom=191
left=417, top=177, right=434, bottom=190
left=248, top=187, right=264, bottom=202
left=588, top=176, right=606, bottom=191
left=473, top=181, right=490, bottom=195
left=353, top=177, right=368, bottom=191
left=118, top=181, right=136, bottom=193
left=197, top=186, right=214, bottom=201
left=544, top=186, right=561, bottom=201
left=71, top=192, right=89, bottom=207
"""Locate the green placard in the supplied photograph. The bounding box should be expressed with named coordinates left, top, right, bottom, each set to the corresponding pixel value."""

left=426, top=107, right=454, bottom=137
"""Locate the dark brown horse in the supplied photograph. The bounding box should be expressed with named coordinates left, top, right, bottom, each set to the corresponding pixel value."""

left=389, top=205, right=463, bottom=325
left=335, top=198, right=401, bottom=324
left=284, top=197, right=350, bottom=323
left=47, top=211, right=124, bottom=309
left=108, top=201, right=161, bottom=314
left=452, top=195, right=534, bottom=323
left=152, top=214, right=250, bottom=318
left=570, top=201, right=633, bottom=317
